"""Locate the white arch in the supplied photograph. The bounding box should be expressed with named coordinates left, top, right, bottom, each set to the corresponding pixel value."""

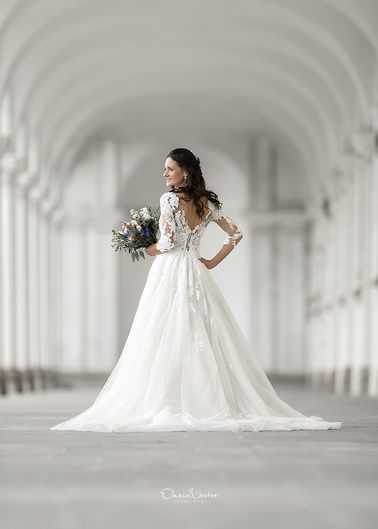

left=0, top=2, right=372, bottom=143
left=324, top=0, right=378, bottom=51
left=0, top=0, right=375, bottom=209
left=46, top=90, right=320, bottom=202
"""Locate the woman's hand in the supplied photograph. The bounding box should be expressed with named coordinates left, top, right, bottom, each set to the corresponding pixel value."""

left=145, top=244, right=156, bottom=256
left=198, top=257, right=215, bottom=269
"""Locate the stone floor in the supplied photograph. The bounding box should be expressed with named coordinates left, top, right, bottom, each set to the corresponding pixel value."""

left=0, top=382, right=377, bottom=529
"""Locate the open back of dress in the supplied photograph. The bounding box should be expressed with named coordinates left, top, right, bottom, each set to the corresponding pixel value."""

left=175, top=193, right=210, bottom=231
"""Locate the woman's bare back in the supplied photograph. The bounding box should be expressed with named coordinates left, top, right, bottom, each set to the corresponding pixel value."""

left=176, top=193, right=210, bottom=231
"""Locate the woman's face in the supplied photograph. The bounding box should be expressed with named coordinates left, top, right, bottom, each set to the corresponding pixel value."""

left=163, top=157, right=187, bottom=188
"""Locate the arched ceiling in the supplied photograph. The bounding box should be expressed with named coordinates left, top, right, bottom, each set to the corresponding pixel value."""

left=0, top=0, right=377, bottom=207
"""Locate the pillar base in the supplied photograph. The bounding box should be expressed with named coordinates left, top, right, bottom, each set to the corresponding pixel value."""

left=312, top=367, right=375, bottom=396
left=3, top=368, right=22, bottom=394
left=25, top=368, right=36, bottom=391
left=368, top=368, right=378, bottom=396
left=0, top=369, right=7, bottom=395
left=11, top=368, right=23, bottom=393
left=0, top=368, right=65, bottom=396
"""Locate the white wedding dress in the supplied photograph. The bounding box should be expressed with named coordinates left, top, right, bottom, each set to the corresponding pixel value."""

left=51, top=191, right=342, bottom=433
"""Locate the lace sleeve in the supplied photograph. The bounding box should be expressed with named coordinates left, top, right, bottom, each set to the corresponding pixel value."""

left=156, top=193, right=176, bottom=252
left=211, top=203, right=244, bottom=247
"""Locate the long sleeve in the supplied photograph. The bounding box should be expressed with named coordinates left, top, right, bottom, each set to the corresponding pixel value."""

left=155, top=193, right=176, bottom=252
left=211, top=204, right=243, bottom=247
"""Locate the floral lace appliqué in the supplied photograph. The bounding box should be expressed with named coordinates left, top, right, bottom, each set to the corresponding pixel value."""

left=155, top=192, right=243, bottom=254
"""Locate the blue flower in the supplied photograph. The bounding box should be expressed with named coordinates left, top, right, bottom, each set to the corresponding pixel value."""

left=143, top=228, right=150, bottom=236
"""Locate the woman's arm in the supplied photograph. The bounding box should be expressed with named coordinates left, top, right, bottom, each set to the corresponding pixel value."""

left=200, top=211, right=243, bottom=269
left=146, top=193, right=175, bottom=256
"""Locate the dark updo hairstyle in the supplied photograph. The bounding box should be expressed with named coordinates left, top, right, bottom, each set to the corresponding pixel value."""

left=165, top=147, right=222, bottom=219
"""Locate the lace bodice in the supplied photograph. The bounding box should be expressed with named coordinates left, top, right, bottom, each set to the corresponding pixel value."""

left=155, top=191, right=243, bottom=256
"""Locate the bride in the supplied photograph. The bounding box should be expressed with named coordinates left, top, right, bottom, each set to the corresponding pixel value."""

left=51, top=148, right=342, bottom=433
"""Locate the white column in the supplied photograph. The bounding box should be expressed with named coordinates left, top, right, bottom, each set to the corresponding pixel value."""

left=0, top=152, right=17, bottom=393
left=80, top=220, right=89, bottom=371
left=349, top=157, right=362, bottom=395
left=349, top=135, right=372, bottom=395
left=39, top=198, right=53, bottom=386
left=275, top=218, right=306, bottom=375
left=359, top=152, right=373, bottom=395
left=14, top=170, right=31, bottom=391
left=313, top=215, right=327, bottom=387
left=334, top=181, right=351, bottom=394
left=368, top=119, right=378, bottom=396
left=50, top=209, right=64, bottom=379
left=27, top=186, right=42, bottom=388
left=368, top=154, right=378, bottom=394
left=323, top=205, right=336, bottom=389
left=250, top=222, right=276, bottom=370
left=306, top=216, right=322, bottom=387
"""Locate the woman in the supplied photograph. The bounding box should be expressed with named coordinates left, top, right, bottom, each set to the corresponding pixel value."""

left=51, top=148, right=342, bottom=433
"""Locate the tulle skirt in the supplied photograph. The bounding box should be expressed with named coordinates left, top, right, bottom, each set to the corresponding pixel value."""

left=50, top=248, right=342, bottom=433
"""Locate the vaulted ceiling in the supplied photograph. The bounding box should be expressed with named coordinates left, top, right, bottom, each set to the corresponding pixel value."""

left=0, top=0, right=377, bottom=207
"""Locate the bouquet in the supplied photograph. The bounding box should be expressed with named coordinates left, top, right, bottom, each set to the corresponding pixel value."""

left=111, top=203, right=160, bottom=262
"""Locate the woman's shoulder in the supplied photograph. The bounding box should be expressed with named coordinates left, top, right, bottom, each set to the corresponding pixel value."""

left=159, top=191, right=179, bottom=209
